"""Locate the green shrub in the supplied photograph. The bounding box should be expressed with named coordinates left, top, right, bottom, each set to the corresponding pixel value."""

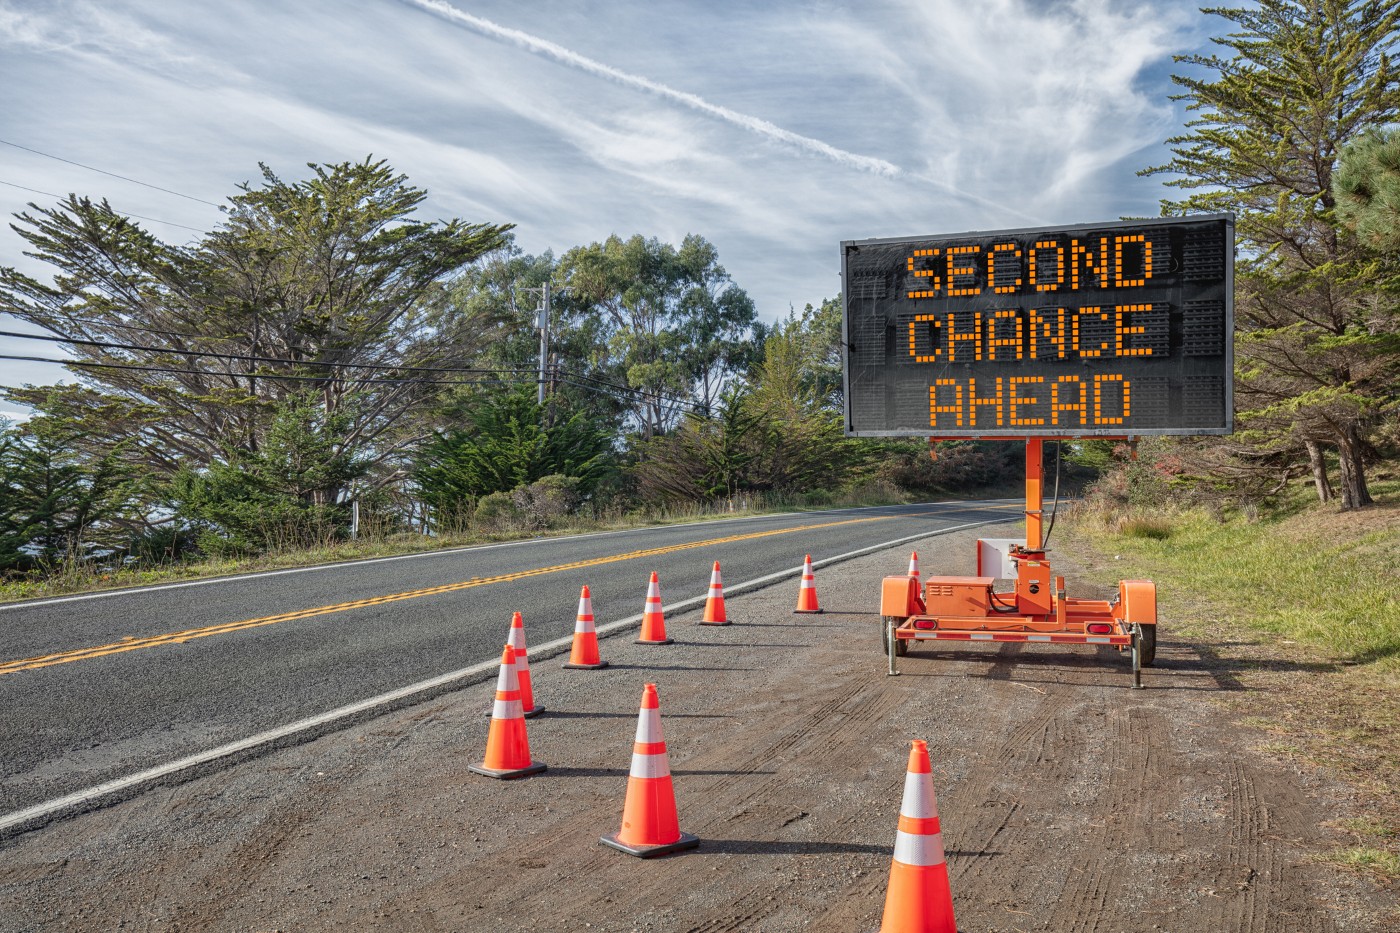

left=511, top=474, right=581, bottom=530
left=473, top=491, right=521, bottom=532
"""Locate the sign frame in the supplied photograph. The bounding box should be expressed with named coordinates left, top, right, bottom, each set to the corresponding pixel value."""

left=840, top=213, right=1235, bottom=438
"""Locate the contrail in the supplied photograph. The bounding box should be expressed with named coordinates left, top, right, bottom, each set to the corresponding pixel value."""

left=401, top=0, right=902, bottom=178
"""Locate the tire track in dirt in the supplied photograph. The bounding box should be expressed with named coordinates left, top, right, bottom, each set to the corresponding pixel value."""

left=675, top=671, right=906, bottom=933
left=1048, top=700, right=1130, bottom=933
left=411, top=653, right=879, bottom=928
left=1219, top=760, right=1337, bottom=933
left=563, top=663, right=893, bottom=931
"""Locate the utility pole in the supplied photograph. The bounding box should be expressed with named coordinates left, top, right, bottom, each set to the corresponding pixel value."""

left=517, top=280, right=565, bottom=414
left=536, top=280, right=550, bottom=405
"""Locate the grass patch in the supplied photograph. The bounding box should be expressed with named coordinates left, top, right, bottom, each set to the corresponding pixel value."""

left=1322, top=847, right=1400, bottom=879
left=1116, top=516, right=1174, bottom=540
left=1067, top=488, right=1400, bottom=666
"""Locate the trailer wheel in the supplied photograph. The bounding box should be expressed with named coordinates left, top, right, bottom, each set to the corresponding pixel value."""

left=1138, top=624, right=1157, bottom=667
left=882, top=616, right=908, bottom=656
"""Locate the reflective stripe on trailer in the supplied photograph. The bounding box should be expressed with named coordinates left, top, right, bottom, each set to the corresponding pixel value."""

left=901, top=630, right=1131, bottom=646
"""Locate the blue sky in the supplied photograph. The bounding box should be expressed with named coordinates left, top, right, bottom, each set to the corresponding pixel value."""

left=0, top=0, right=1216, bottom=421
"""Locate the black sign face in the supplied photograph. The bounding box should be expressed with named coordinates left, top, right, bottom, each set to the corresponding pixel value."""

left=841, top=214, right=1234, bottom=437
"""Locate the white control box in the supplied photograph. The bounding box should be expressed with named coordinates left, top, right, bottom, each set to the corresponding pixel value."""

left=976, top=538, right=1023, bottom=579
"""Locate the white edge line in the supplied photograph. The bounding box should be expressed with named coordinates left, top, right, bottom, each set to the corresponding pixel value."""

left=0, top=500, right=1018, bottom=612
left=0, top=516, right=1013, bottom=838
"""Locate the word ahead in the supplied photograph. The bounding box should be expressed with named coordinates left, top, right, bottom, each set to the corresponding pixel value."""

left=840, top=215, right=1234, bottom=438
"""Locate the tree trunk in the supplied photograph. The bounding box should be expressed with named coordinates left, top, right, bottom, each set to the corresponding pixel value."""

left=1304, top=440, right=1333, bottom=503
left=1335, top=427, right=1373, bottom=510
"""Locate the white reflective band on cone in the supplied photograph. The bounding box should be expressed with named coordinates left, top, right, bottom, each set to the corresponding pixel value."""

left=492, top=698, right=523, bottom=719
left=900, top=772, right=938, bottom=819
left=629, top=752, right=671, bottom=779
left=634, top=707, right=663, bottom=743
left=893, top=829, right=946, bottom=867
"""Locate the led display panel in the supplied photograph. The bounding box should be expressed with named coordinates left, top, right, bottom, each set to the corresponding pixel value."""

left=841, top=214, right=1234, bottom=437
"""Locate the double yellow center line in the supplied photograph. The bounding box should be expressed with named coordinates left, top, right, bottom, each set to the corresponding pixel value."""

left=1, top=514, right=891, bottom=677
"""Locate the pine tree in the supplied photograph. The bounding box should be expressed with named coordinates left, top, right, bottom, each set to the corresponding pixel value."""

left=1143, top=0, right=1400, bottom=508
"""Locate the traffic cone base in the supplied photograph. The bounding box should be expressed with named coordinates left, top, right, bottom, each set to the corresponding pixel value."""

left=562, top=658, right=609, bottom=669
left=468, top=760, right=547, bottom=780
left=697, top=618, right=730, bottom=626
left=600, top=829, right=699, bottom=858
left=636, top=635, right=674, bottom=645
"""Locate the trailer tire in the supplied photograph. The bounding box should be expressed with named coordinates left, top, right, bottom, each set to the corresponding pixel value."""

left=1138, top=624, right=1156, bottom=667
left=882, top=617, right=909, bottom=657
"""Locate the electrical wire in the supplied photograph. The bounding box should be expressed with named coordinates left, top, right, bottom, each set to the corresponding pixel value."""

left=1041, top=440, right=1062, bottom=549
left=0, top=352, right=535, bottom=387
left=0, top=138, right=222, bottom=208
left=2, top=331, right=703, bottom=411
left=555, top=366, right=696, bottom=410
left=0, top=180, right=206, bottom=233
left=0, top=329, right=536, bottom=377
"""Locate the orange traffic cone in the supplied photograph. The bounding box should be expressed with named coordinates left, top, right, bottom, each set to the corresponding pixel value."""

left=907, top=551, right=921, bottom=583
left=469, top=644, right=547, bottom=779
left=794, top=554, right=822, bottom=614
left=637, top=572, right=674, bottom=645
left=562, top=585, right=608, bottom=669
left=699, top=561, right=730, bottom=625
left=508, top=611, right=543, bottom=718
left=879, top=739, right=956, bottom=932
left=600, top=683, right=699, bottom=858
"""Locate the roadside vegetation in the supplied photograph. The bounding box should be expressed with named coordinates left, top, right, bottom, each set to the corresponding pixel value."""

left=0, top=160, right=1028, bottom=593
left=1065, top=454, right=1400, bottom=880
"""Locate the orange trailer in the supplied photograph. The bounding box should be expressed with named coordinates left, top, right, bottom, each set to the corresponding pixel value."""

left=879, top=438, right=1156, bottom=687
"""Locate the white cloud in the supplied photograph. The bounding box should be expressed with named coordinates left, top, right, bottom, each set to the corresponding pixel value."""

left=401, top=0, right=903, bottom=178
left=0, top=0, right=1212, bottom=381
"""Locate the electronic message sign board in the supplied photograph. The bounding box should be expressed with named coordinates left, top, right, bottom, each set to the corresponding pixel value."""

left=841, top=214, right=1234, bottom=437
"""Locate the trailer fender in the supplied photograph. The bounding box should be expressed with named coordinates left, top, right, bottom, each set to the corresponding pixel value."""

left=1114, top=579, right=1157, bottom=626
left=881, top=575, right=923, bottom=619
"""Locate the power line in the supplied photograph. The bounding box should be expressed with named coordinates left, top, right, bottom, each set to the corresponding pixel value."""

left=1, top=349, right=700, bottom=414
left=0, top=138, right=223, bottom=208
left=0, top=352, right=531, bottom=388
left=0, top=329, right=537, bottom=377
left=0, top=330, right=695, bottom=408
left=556, top=366, right=696, bottom=409
left=0, top=179, right=207, bottom=233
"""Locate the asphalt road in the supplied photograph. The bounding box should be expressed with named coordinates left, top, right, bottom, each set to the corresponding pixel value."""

left=0, top=499, right=1017, bottom=816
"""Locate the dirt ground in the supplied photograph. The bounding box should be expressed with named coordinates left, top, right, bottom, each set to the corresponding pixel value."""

left=1, top=528, right=1395, bottom=932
